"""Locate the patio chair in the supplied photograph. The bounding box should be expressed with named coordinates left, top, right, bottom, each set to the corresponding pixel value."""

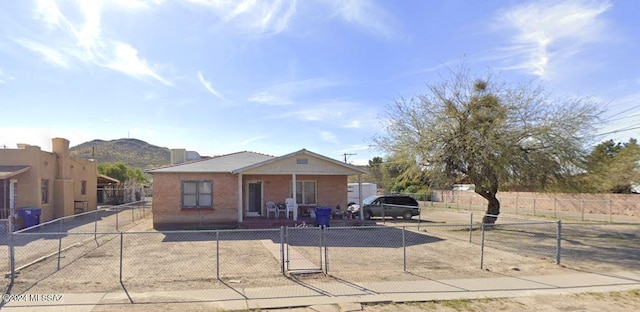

left=285, top=198, right=297, bottom=219
left=266, top=201, right=278, bottom=218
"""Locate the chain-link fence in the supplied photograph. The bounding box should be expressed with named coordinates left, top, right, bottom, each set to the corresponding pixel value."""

left=3, top=207, right=638, bottom=300
left=418, top=191, right=640, bottom=223
left=1, top=201, right=149, bottom=291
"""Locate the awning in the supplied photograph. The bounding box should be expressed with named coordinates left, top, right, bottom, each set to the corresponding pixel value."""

left=98, top=174, right=120, bottom=185
left=0, top=165, right=30, bottom=179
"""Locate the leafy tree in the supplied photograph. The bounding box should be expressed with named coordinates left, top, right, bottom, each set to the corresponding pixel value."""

left=98, top=162, right=148, bottom=204
left=374, top=68, right=600, bottom=223
left=582, top=139, right=640, bottom=193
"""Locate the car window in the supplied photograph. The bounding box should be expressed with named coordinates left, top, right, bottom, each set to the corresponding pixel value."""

left=385, top=197, right=399, bottom=205
left=362, top=196, right=379, bottom=205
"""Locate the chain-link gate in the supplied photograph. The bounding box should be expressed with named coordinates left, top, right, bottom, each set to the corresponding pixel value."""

left=285, top=226, right=324, bottom=274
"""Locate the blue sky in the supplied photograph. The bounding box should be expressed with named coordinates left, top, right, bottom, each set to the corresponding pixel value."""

left=1, top=0, right=639, bottom=165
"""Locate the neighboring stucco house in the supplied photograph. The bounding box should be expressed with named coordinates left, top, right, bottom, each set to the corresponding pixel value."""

left=147, top=149, right=369, bottom=228
left=0, top=138, right=98, bottom=224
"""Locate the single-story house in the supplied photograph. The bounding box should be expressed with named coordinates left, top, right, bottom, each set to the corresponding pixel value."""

left=147, top=149, right=369, bottom=228
left=0, top=138, right=98, bottom=225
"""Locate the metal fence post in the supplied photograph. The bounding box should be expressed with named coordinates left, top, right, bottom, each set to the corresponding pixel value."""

left=480, top=222, right=485, bottom=269
left=116, top=209, right=119, bottom=232
left=318, top=226, right=323, bottom=272
left=57, top=236, right=62, bottom=271
left=324, top=228, right=329, bottom=274
left=402, top=226, right=407, bottom=272
left=216, top=231, right=220, bottom=280
left=533, top=198, right=536, bottom=216
left=94, top=209, right=99, bottom=243
left=286, top=227, right=290, bottom=272
left=280, top=226, right=285, bottom=275
left=556, top=220, right=562, bottom=265
left=9, top=231, right=15, bottom=284
left=469, top=213, right=473, bottom=243
left=119, top=232, right=124, bottom=283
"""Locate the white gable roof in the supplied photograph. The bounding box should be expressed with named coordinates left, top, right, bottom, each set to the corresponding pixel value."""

left=147, top=151, right=274, bottom=173
left=147, top=149, right=368, bottom=175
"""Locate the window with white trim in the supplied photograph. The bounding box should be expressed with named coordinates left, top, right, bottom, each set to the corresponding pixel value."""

left=182, top=180, right=213, bottom=208
left=292, top=181, right=316, bottom=205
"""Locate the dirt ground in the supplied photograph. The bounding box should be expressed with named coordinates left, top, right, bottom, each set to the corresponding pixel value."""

left=358, top=289, right=640, bottom=312
left=5, top=207, right=640, bottom=311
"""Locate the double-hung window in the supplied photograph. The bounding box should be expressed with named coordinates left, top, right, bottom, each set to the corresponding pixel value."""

left=293, top=181, right=316, bottom=205
left=182, top=180, right=213, bottom=208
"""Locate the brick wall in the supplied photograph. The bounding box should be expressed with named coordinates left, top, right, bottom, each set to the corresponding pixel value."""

left=152, top=173, right=349, bottom=227
left=245, top=174, right=347, bottom=215
left=152, top=172, right=239, bottom=227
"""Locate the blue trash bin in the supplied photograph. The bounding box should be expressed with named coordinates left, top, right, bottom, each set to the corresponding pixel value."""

left=18, top=208, right=42, bottom=228
left=315, top=207, right=331, bottom=227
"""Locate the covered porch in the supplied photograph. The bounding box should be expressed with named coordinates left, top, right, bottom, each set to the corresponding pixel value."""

left=233, top=150, right=369, bottom=223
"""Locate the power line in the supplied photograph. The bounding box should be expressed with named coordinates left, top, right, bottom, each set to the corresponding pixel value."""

left=602, top=103, right=640, bottom=122
left=594, top=124, right=640, bottom=137
left=342, top=153, right=357, bottom=163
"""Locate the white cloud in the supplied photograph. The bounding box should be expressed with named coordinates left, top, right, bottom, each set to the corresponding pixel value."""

left=35, top=0, right=66, bottom=29
left=494, top=0, right=611, bottom=78
left=105, top=42, right=172, bottom=86
left=22, top=0, right=171, bottom=85
left=230, top=136, right=266, bottom=147
left=15, top=38, right=71, bottom=68
left=319, top=130, right=339, bottom=144
left=197, top=71, right=227, bottom=101
left=329, top=0, right=398, bottom=39
left=0, top=68, right=15, bottom=84
left=107, top=0, right=165, bottom=10
left=187, top=0, right=297, bottom=35
left=248, top=92, right=292, bottom=106
left=248, top=77, right=340, bottom=106
left=344, top=120, right=361, bottom=128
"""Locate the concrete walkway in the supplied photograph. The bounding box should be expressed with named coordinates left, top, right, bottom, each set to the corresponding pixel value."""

left=3, top=270, right=640, bottom=311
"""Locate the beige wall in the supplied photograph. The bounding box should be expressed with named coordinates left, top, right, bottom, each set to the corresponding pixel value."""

left=0, top=138, right=97, bottom=222
left=435, top=190, right=640, bottom=217
left=151, top=172, right=348, bottom=228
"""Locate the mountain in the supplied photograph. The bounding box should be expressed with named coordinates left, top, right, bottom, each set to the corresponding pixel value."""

left=70, top=138, right=171, bottom=169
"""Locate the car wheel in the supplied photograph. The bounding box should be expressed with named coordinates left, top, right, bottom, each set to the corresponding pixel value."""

left=365, top=211, right=374, bottom=220
left=402, top=211, right=413, bottom=220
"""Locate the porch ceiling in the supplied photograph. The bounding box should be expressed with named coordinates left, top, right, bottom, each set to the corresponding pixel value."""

left=0, top=165, right=30, bottom=179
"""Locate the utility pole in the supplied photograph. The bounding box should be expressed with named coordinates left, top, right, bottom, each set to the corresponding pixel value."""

left=343, top=153, right=357, bottom=163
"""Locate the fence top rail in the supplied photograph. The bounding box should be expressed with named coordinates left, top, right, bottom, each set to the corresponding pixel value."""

left=11, top=200, right=147, bottom=234
left=12, top=231, right=123, bottom=236
left=126, top=228, right=282, bottom=234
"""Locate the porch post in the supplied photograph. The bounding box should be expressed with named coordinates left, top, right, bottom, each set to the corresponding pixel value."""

left=292, top=173, right=297, bottom=221
left=237, top=173, right=243, bottom=223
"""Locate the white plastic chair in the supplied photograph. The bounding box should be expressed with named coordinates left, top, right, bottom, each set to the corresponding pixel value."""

left=285, top=198, right=298, bottom=220
left=266, top=201, right=278, bottom=218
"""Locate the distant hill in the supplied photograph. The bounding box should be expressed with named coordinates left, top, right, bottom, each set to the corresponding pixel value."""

left=70, top=138, right=171, bottom=169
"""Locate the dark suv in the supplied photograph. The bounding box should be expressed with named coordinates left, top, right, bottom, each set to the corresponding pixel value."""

left=361, top=195, right=420, bottom=220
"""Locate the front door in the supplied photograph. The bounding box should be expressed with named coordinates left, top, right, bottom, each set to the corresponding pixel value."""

left=247, top=181, right=262, bottom=217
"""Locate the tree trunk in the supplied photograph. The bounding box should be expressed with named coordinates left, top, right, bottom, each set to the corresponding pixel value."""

left=480, top=191, right=500, bottom=224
